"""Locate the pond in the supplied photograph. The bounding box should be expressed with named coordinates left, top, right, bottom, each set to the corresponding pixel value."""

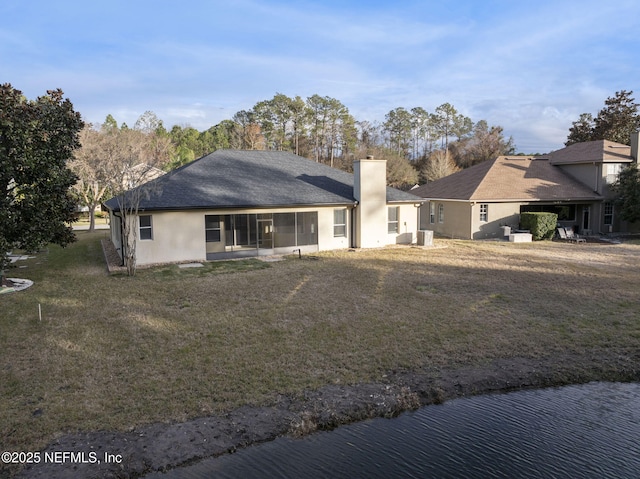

left=145, top=382, right=640, bottom=478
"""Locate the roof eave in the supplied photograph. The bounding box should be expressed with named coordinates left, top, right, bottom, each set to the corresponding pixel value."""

left=109, top=201, right=360, bottom=213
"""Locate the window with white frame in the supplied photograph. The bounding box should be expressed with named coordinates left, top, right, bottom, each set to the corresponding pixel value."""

left=429, top=203, right=435, bottom=224
left=605, top=164, right=622, bottom=184
left=479, top=204, right=488, bottom=222
left=388, top=206, right=399, bottom=233
left=603, top=202, right=614, bottom=225
left=139, top=215, right=153, bottom=240
left=438, top=204, right=444, bottom=223
left=333, top=208, right=347, bottom=237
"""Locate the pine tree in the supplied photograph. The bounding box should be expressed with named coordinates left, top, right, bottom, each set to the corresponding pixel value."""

left=566, top=91, right=640, bottom=146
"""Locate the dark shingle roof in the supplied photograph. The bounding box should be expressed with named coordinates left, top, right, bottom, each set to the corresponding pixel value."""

left=105, top=150, right=419, bottom=211
left=411, top=156, right=602, bottom=202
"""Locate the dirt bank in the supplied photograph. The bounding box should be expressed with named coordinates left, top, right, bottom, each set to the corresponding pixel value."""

left=12, top=348, right=639, bottom=479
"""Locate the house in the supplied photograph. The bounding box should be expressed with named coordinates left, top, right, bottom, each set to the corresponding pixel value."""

left=104, top=150, right=423, bottom=266
left=411, top=133, right=639, bottom=239
left=123, top=163, right=165, bottom=189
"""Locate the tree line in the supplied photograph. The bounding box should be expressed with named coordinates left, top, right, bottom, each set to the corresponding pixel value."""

left=82, top=93, right=515, bottom=187
left=3, top=83, right=638, bottom=281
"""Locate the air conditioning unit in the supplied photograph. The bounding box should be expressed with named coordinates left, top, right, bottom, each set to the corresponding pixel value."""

left=417, top=230, right=433, bottom=246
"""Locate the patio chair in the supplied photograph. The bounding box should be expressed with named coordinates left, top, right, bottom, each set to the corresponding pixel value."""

left=563, top=227, right=586, bottom=244
left=556, top=227, right=569, bottom=241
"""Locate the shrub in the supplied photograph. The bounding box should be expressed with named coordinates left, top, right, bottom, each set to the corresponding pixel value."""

left=520, top=212, right=557, bottom=240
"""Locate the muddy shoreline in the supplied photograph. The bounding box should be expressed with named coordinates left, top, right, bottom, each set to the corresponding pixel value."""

left=12, top=349, right=640, bottom=479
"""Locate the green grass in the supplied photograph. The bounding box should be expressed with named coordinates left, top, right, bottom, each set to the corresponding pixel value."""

left=1, top=232, right=640, bottom=454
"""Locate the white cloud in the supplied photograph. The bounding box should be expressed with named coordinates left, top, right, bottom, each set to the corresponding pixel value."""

left=3, top=0, right=640, bottom=152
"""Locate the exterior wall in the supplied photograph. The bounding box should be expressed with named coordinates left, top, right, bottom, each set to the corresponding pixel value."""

left=318, top=207, right=351, bottom=251
left=390, top=203, right=420, bottom=245
left=354, top=159, right=388, bottom=248
left=110, top=200, right=420, bottom=266
left=557, top=163, right=601, bottom=193
left=419, top=200, right=613, bottom=240
left=420, top=200, right=473, bottom=239
left=135, top=210, right=206, bottom=265
left=119, top=206, right=355, bottom=266
left=471, top=202, right=521, bottom=239
left=109, top=211, right=123, bottom=262
left=556, top=161, right=634, bottom=234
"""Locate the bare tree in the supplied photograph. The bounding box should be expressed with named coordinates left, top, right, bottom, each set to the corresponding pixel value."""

left=450, top=120, right=515, bottom=168
left=108, top=129, right=168, bottom=275
left=70, top=125, right=111, bottom=232
left=421, top=149, right=460, bottom=182
left=77, top=120, right=168, bottom=275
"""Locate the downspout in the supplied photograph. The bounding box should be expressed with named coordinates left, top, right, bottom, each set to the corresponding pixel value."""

left=114, top=212, right=125, bottom=267
left=350, top=201, right=359, bottom=249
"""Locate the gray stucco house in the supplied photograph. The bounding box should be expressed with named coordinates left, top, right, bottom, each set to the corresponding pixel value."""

left=104, top=150, right=423, bottom=265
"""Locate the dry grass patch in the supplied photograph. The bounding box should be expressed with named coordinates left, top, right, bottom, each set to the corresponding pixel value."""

left=1, top=234, right=640, bottom=455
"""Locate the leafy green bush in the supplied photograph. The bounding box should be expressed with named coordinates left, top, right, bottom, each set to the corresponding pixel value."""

left=520, top=212, right=558, bottom=240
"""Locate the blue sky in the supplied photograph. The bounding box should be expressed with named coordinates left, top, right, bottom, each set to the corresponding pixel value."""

left=2, top=0, right=639, bottom=153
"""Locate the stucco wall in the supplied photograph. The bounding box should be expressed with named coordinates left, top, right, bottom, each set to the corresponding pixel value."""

left=317, top=207, right=351, bottom=251
left=420, top=200, right=472, bottom=239
left=135, top=211, right=206, bottom=265
left=128, top=206, right=355, bottom=266
left=113, top=201, right=420, bottom=266
left=472, top=202, right=521, bottom=239
left=354, top=159, right=388, bottom=248
left=557, top=163, right=601, bottom=193
left=389, top=203, right=420, bottom=244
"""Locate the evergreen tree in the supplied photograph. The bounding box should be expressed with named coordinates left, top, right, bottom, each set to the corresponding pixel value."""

left=566, top=91, right=640, bottom=146
left=566, top=113, right=595, bottom=146
left=0, top=84, right=83, bottom=283
left=612, top=162, right=640, bottom=223
left=592, top=90, right=640, bottom=144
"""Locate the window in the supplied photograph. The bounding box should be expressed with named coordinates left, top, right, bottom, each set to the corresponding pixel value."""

left=139, top=215, right=153, bottom=240
left=334, top=209, right=347, bottom=237
left=479, top=204, right=488, bottom=222
left=429, top=203, right=435, bottom=224
left=606, top=164, right=622, bottom=184
left=604, top=203, right=614, bottom=225
left=520, top=204, right=576, bottom=221
left=388, top=207, right=399, bottom=233
left=205, top=215, right=221, bottom=242
left=438, top=204, right=444, bottom=223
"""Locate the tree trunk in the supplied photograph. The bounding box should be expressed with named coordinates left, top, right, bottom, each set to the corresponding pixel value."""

left=88, top=206, right=96, bottom=233
left=1, top=273, right=12, bottom=288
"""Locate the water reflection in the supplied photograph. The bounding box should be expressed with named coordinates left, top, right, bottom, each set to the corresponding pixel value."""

left=145, top=382, right=640, bottom=478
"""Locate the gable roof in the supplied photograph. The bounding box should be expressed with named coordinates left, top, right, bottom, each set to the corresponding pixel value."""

left=547, top=139, right=633, bottom=165
left=411, top=156, right=602, bottom=202
left=105, top=150, right=420, bottom=211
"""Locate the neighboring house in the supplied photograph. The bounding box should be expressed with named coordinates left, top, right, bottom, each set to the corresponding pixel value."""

left=123, top=163, right=165, bottom=189
left=104, top=150, right=423, bottom=266
left=411, top=133, right=639, bottom=239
